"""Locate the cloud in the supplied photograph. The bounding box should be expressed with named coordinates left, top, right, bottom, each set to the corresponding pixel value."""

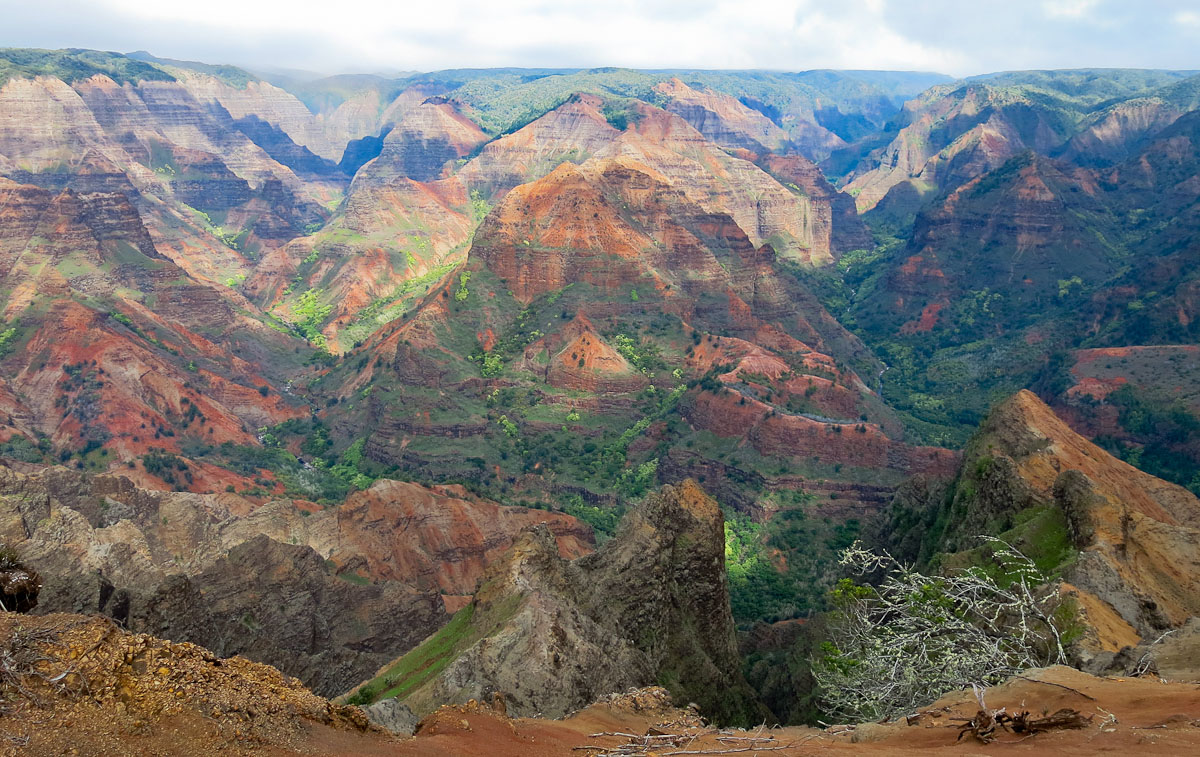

left=1176, top=10, right=1200, bottom=27
left=4, top=0, right=1198, bottom=77
left=1043, top=0, right=1100, bottom=19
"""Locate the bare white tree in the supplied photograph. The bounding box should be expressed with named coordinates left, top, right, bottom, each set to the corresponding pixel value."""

left=812, top=538, right=1072, bottom=722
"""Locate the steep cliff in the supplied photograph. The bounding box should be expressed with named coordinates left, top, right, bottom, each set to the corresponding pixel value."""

left=347, top=481, right=766, bottom=726
left=898, top=391, right=1200, bottom=655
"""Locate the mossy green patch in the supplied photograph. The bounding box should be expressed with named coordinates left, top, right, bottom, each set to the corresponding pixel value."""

left=345, top=595, right=525, bottom=709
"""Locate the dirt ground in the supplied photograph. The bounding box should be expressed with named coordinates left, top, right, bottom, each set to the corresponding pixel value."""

left=3, top=613, right=1199, bottom=756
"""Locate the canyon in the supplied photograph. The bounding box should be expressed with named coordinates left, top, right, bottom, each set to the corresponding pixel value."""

left=0, top=48, right=1198, bottom=751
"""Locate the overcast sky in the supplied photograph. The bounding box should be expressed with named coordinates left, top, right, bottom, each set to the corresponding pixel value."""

left=4, top=0, right=1199, bottom=78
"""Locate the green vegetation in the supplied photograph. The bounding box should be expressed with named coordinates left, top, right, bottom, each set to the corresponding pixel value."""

left=454, top=271, right=472, bottom=302
left=562, top=494, right=625, bottom=544
left=128, top=52, right=256, bottom=88
left=341, top=263, right=457, bottom=348
left=479, top=353, right=503, bottom=377
left=0, top=48, right=176, bottom=87
left=141, top=449, right=191, bottom=488
left=0, top=326, right=17, bottom=358
left=1092, top=385, right=1200, bottom=495
left=469, top=189, right=491, bottom=222
left=346, top=603, right=479, bottom=706
left=496, top=414, right=519, bottom=437
left=0, top=435, right=46, bottom=463
left=432, top=67, right=949, bottom=142
left=601, top=99, right=643, bottom=131
left=724, top=492, right=861, bottom=623
left=204, top=420, right=380, bottom=503
left=294, top=288, right=333, bottom=349
left=213, top=225, right=246, bottom=250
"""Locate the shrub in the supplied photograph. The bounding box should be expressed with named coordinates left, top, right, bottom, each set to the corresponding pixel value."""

left=480, top=353, right=503, bottom=378
left=812, top=539, right=1073, bottom=722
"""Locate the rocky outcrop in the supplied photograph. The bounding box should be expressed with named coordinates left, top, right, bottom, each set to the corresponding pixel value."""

left=0, top=72, right=348, bottom=474
left=1077, top=108, right=1200, bottom=345
left=130, top=535, right=445, bottom=697
left=602, top=102, right=839, bottom=265
left=456, top=93, right=618, bottom=193
left=0, top=612, right=379, bottom=754
left=361, top=697, right=420, bottom=735
left=927, top=391, right=1200, bottom=651
left=843, top=71, right=1191, bottom=212
left=0, top=464, right=592, bottom=696
left=355, top=481, right=766, bottom=726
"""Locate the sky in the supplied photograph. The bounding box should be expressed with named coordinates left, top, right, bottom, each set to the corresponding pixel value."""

left=3, top=0, right=1199, bottom=78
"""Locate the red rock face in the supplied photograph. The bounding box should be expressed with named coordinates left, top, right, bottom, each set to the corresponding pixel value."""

left=319, top=479, right=593, bottom=597
left=253, top=88, right=868, bottom=350
left=539, top=314, right=648, bottom=393
left=459, top=93, right=856, bottom=265
left=468, top=153, right=850, bottom=345
left=0, top=176, right=306, bottom=488
left=685, top=390, right=957, bottom=477
left=470, top=160, right=660, bottom=302
left=347, top=135, right=932, bottom=509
